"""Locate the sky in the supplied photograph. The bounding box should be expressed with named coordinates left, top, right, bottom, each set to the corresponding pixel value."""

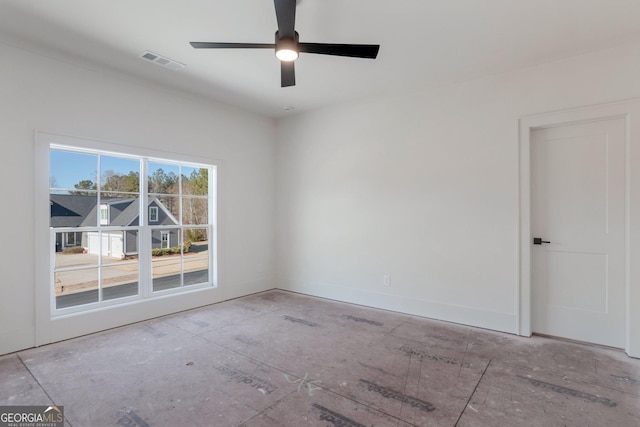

left=50, top=149, right=191, bottom=190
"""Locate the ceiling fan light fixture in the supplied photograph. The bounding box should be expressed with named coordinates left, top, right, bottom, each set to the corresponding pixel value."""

left=276, top=47, right=298, bottom=62
left=275, top=31, right=299, bottom=62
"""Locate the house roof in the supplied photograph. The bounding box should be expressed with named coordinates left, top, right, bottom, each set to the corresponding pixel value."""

left=81, top=198, right=137, bottom=227
left=110, top=200, right=140, bottom=227
left=50, top=194, right=98, bottom=228
left=50, top=194, right=177, bottom=228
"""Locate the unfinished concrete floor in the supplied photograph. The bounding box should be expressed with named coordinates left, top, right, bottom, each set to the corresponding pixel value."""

left=1, top=290, right=639, bottom=426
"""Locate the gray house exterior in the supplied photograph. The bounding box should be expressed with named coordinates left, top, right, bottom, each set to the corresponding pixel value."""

left=51, top=194, right=179, bottom=258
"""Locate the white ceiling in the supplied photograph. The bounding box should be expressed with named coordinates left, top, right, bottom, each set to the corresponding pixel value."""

left=2, top=0, right=640, bottom=118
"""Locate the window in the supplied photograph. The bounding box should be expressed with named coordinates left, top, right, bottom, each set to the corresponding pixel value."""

left=48, top=144, right=216, bottom=313
left=148, top=161, right=212, bottom=291
left=99, top=204, right=109, bottom=225
left=149, top=206, right=158, bottom=222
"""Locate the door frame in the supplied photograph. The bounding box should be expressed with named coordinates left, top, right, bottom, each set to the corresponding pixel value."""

left=518, top=99, right=640, bottom=358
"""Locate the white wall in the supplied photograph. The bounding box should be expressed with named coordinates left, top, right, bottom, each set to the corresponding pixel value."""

left=0, top=40, right=276, bottom=355
left=5, top=34, right=640, bottom=356
left=275, top=40, right=640, bottom=335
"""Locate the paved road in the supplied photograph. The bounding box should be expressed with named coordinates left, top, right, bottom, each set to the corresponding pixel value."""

left=56, top=269, right=209, bottom=309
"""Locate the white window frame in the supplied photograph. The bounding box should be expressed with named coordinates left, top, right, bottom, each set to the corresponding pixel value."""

left=35, top=131, right=220, bottom=348
left=149, top=206, right=159, bottom=223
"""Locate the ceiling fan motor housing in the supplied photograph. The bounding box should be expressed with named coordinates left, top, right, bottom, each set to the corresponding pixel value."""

left=275, top=31, right=299, bottom=61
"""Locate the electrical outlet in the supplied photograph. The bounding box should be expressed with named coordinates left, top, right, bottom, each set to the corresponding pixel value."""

left=258, top=264, right=264, bottom=273
left=383, top=274, right=391, bottom=287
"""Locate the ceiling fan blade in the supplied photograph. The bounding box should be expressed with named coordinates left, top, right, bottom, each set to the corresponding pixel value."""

left=299, top=43, right=380, bottom=59
left=281, top=61, right=296, bottom=87
left=274, top=0, right=296, bottom=39
left=190, top=42, right=275, bottom=49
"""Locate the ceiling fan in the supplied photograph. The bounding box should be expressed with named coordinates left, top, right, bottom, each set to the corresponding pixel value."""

left=190, top=0, right=380, bottom=87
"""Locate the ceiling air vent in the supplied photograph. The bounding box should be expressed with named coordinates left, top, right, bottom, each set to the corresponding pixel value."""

left=139, top=51, right=185, bottom=71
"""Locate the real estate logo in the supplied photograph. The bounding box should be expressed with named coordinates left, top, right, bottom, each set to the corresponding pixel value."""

left=0, top=406, right=64, bottom=427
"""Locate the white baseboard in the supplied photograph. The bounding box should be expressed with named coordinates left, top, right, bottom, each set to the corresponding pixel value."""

left=2, top=280, right=516, bottom=355
left=222, top=277, right=275, bottom=301
left=278, top=280, right=517, bottom=334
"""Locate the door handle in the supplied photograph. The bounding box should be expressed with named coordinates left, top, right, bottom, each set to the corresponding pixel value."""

left=533, top=237, right=551, bottom=245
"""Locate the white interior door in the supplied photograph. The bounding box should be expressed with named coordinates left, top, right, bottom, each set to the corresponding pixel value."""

left=531, top=118, right=626, bottom=348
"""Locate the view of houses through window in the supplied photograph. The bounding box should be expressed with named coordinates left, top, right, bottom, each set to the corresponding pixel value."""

left=50, top=146, right=214, bottom=311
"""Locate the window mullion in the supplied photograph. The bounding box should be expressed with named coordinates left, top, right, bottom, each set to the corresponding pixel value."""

left=96, top=156, right=103, bottom=303
left=50, top=229, right=56, bottom=314
left=140, top=158, right=152, bottom=298
left=98, top=244, right=103, bottom=303
left=178, top=165, right=184, bottom=288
